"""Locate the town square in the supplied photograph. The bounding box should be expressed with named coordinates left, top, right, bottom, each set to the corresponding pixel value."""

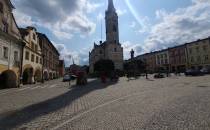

left=1, top=0, right=210, bottom=129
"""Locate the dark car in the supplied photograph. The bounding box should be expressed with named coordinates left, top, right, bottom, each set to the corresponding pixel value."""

left=185, top=69, right=203, bottom=76
left=63, top=75, right=71, bottom=82
left=200, top=68, right=210, bottom=74
left=70, top=75, right=77, bottom=80
left=154, top=73, right=165, bottom=78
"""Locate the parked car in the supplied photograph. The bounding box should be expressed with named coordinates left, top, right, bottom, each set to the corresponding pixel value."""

left=185, top=69, right=203, bottom=76
left=200, top=68, right=210, bottom=74
left=154, top=73, right=165, bottom=78
left=70, top=75, right=77, bottom=80
left=63, top=75, right=71, bottom=82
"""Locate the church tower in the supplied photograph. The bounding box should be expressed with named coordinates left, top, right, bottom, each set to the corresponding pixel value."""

left=105, top=0, right=119, bottom=44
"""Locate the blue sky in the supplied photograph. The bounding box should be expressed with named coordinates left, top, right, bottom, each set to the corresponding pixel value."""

left=12, top=0, right=210, bottom=66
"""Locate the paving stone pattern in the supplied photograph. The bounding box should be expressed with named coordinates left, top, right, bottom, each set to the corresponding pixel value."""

left=0, top=75, right=210, bottom=130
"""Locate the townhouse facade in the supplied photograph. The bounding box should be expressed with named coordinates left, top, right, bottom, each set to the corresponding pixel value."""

left=58, top=60, right=65, bottom=77
left=155, top=49, right=170, bottom=72
left=135, top=53, right=156, bottom=73
left=0, top=0, right=23, bottom=88
left=129, top=37, right=210, bottom=73
left=186, top=38, right=210, bottom=70
left=19, top=27, right=42, bottom=84
left=0, top=0, right=62, bottom=88
left=168, top=44, right=187, bottom=72
left=38, top=33, right=60, bottom=80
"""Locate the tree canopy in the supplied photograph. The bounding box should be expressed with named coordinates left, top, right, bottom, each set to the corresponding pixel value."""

left=94, top=59, right=115, bottom=73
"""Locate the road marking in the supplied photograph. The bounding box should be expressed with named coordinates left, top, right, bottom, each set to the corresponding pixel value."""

left=51, top=92, right=143, bottom=130
left=31, top=85, right=42, bottom=90
left=40, top=85, right=48, bottom=89
left=48, top=84, right=58, bottom=88
left=18, top=87, right=31, bottom=91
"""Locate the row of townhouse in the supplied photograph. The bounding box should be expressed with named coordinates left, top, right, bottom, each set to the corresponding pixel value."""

left=135, top=37, right=210, bottom=73
left=0, top=0, right=64, bottom=88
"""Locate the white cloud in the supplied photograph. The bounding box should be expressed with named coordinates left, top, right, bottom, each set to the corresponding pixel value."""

left=122, top=41, right=144, bottom=60
left=143, top=0, right=210, bottom=52
left=130, top=21, right=136, bottom=28
left=116, top=8, right=127, bottom=16
left=13, top=0, right=100, bottom=40
left=54, top=43, right=91, bottom=66
left=97, top=13, right=104, bottom=21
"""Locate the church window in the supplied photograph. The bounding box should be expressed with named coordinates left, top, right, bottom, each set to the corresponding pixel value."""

left=113, top=25, right=117, bottom=32
left=0, top=2, right=3, bottom=13
left=114, top=48, right=117, bottom=52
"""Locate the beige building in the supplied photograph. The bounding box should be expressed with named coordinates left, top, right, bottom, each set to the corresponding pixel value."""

left=19, top=27, right=42, bottom=84
left=38, top=33, right=60, bottom=80
left=186, top=38, right=210, bottom=70
left=156, top=49, right=170, bottom=72
left=0, top=0, right=23, bottom=88
left=89, top=0, right=123, bottom=73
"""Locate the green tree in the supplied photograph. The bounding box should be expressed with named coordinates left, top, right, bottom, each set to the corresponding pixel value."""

left=94, top=59, right=115, bottom=75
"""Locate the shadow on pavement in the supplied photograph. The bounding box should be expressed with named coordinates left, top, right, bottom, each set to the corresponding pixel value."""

left=0, top=79, right=117, bottom=129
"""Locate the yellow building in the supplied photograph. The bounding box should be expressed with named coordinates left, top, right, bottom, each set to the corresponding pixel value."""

left=186, top=38, right=210, bottom=70
left=0, top=0, right=23, bottom=88
left=19, top=27, right=42, bottom=84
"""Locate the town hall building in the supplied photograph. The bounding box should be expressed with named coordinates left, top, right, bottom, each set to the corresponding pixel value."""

left=89, top=0, right=123, bottom=73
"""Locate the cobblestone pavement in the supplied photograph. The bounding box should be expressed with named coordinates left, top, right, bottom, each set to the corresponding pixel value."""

left=0, top=75, right=210, bottom=130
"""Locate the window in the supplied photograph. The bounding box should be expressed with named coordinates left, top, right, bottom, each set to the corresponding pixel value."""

left=189, top=48, right=192, bottom=54
left=31, top=54, right=34, bottom=62
left=0, top=2, right=3, bottom=13
left=14, top=51, right=18, bottom=61
left=196, top=47, right=200, bottom=52
left=33, top=33, right=36, bottom=40
left=191, top=57, right=194, bottom=63
left=36, top=56, right=39, bottom=63
left=205, top=55, right=209, bottom=61
left=3, top=47, right=8, bottom=59
left=197, top=56, right=201, bottom=62
left=114, top=48, right=117, bottom=52
left=31, top=42, right=35, bottom=50
left=113, top=25, right=117, bottom=32
left=3, top=22, right=8, bottom=33
left=40, top=58, right=42, bottom=64
left=35, top=45, right=38, bottom=52
left=25, top=51, right=30, bottom=60
left=99, top=50, right=102, bottom=54
left=203, top=45, right=207, bottom=51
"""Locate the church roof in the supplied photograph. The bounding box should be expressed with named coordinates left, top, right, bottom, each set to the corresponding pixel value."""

left=108, top=0, right=115, bottom=12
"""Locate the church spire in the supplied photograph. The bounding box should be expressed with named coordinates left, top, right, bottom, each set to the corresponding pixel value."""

left=108, top=0, right=115, bottom=12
